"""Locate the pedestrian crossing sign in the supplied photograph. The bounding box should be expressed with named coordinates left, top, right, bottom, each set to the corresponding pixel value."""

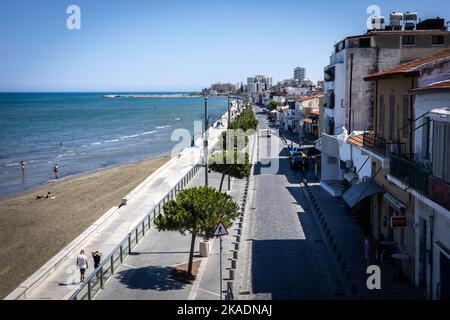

left=214, top=221, right=228, bottom=237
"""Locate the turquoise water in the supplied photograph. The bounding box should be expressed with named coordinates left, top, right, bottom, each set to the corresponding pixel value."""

left=0, top=93, right=228, bottom=197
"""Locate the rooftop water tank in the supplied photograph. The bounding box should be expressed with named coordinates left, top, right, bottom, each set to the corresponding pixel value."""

left=371, top=16, right=385, bottom=30
left=390, top=12, right=404, bottom=25
left=404, top=12, right=418, bottom=21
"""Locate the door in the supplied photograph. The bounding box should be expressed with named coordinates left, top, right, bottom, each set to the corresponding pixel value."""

left=440, top=253, right=450, bottom=300
left=418, top=218, right=427, bottom=288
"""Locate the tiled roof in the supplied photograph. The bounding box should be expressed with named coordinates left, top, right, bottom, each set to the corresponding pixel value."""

left=412, top=80, right=450, bottom=92
left=296, top=94, right=324, bottom=102
left=347, top=134, right=364, bottom=147
left=364, top=49, right=450, bottom=81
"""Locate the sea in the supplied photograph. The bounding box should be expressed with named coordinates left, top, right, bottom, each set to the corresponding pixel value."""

left=0, top=93, right=228, bottom=198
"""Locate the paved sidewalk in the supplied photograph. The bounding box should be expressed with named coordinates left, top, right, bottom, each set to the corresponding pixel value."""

left=17, top=125, right=226, bottom=300
left=95, top=170, right=245, bottom=300
left=303, top=175, right=426, bottom=300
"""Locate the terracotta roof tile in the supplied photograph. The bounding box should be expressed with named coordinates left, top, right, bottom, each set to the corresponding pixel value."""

left=347, top=134, right=364, bottom=147
left=412, top=80, right=450, bottom=92
left=364, top=49, right=450, bottom=81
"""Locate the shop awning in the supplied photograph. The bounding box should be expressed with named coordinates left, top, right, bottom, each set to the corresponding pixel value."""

left=342, top=180, right=384, bottom=208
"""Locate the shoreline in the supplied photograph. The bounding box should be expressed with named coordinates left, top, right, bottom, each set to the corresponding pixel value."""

left=0, top=154, right=170, bottom=299
left=0, top=153, right=171, bottom=201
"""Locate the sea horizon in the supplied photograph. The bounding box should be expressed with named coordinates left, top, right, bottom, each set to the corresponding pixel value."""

left=0, top=92, right=228, bottom=197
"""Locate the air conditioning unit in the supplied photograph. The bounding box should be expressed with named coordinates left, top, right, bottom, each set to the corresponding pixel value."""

left=345, top=160, right=353, bottom=169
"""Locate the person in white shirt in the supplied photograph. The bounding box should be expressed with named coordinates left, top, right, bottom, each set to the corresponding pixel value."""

left=76, top=250, right=89, bottom=283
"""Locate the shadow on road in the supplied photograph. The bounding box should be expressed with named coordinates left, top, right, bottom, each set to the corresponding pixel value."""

left=116, top=266, right=187, bottom=291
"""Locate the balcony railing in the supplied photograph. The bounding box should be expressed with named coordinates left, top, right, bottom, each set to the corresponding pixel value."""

left=363, top=132, right=387, bottom=156
left=389, top=153, right=431, bottom=195
left=428, top=176, right=450, bottom=211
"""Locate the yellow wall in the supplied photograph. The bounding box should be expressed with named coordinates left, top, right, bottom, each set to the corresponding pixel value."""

left=376, top=77, right=417, bottom=154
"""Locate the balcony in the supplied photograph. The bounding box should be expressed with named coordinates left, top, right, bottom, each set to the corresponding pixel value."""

left=363, top=132, right=387, bottom=157
left=428, top=176, right=450, bottom=211
left=323, top=91, right=335, bottom=109
left=389, top=153, right=431, bottom=195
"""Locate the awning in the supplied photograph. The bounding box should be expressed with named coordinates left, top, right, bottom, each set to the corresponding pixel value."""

left=342, top=179, right=385, bottom=208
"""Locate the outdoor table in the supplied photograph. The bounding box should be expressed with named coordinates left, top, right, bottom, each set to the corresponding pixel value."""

left=380, top=240, right=396, bottom=246
left=391, top=253, right=409, bottom=280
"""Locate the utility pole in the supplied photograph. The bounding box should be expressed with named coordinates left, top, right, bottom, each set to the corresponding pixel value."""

left=204, top=96, right=209, bottom=186
left=227, top=95, right=231, bottom=191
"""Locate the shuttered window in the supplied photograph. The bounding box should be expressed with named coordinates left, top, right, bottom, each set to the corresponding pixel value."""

left=432, top=121, right=450, bottom=184
left=379, top=95, right=385, bottom=135
left=402, top=95, right=409, bottom=139
left=389, top=95, right=396, bottom=141
left=422, top=117, right=431, bottom=160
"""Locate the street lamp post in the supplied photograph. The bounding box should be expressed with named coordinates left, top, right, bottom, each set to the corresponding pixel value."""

left=204, top=96, right=209, bottom=186
left=227, top=95, right=232, bottom=191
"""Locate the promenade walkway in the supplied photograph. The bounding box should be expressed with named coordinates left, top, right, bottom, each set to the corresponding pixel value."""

left=95, top=171, right=245, bottom=300
left=8, top=123, right=226, bottom=300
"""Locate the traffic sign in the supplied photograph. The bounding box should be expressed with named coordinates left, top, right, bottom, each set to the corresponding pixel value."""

left=214, top=221, right=228, bottom=237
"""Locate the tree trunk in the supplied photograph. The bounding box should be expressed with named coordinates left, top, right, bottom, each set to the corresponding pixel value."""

left=188, top=233, right=196, bottom=276
left=219, top=173, right=226, bottom=192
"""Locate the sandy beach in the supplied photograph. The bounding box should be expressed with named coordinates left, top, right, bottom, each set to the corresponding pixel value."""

left=0, top=155, right=169, bottom=299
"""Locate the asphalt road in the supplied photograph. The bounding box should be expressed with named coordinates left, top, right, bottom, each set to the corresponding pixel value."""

left=248, top=106, right=344, bottom=299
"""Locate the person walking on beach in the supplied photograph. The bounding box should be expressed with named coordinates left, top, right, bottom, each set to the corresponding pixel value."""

left=53, top=163, right=59, bottom=179
left=20, top=161, right=25, bottom=175
left=76, top=250, right=89, bottom=283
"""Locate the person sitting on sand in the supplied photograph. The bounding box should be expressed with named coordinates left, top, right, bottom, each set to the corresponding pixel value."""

left=36, top=192, right=55, bottom=200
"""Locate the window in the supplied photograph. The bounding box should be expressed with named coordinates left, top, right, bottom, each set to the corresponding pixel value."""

left=389, top=95, right=395, bottom=140
left=432, top=121, right=450, bottom=184
left=402, top=95, right=409, bottom=139
left=403, top=36, right=415, bottom=45
left=359, top=38, right=371, bottom=48
left=379, top=95, right=385, bottom=135
left=422, top=117, right=430, bottom=160
left=432, top=35, right=444, bottom=45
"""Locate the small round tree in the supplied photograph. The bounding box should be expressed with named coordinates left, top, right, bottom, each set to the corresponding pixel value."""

left=154, top=186, right=239, bottom=277
left=209, top=150, right=252, bottom=192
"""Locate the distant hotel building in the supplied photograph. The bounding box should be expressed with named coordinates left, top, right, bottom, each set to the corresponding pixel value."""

left=294, top=67, right=306, bottom=82
left=247, top=75, right=272, bottom=93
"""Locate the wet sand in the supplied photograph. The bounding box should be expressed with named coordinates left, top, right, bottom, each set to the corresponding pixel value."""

left=0, top=155, right=169, bottom=299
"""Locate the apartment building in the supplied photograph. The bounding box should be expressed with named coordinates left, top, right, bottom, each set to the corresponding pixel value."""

left=320, top=16, right=450, bottom=189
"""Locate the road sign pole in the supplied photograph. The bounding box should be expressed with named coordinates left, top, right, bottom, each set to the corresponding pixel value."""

left=219, top=236, right=223, bottom=300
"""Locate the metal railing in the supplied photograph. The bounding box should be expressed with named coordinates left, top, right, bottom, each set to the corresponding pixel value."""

left=70, top=163, right=202, bottom=300
left=389, top=153, right=431, bottom=195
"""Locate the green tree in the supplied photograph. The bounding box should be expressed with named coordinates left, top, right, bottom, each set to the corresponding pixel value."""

left=268, top=100, right=278, bottom=111
left=154, top=186, right=239, bottom=277
left=209, top=150, right=252, bottom=192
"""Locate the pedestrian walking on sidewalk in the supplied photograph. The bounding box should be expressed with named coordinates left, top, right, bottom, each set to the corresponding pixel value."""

left=76, top=250, right=89, bottom=283
left=92, top=250, right=102, bottom=269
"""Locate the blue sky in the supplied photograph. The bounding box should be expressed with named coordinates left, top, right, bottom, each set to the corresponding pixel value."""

left=0, top=0, right=448, bottom=92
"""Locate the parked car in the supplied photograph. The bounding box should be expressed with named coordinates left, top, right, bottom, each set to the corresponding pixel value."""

left=290, top=155, right=304, bottom=170
left=289, top=145, right=314, bottom=158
